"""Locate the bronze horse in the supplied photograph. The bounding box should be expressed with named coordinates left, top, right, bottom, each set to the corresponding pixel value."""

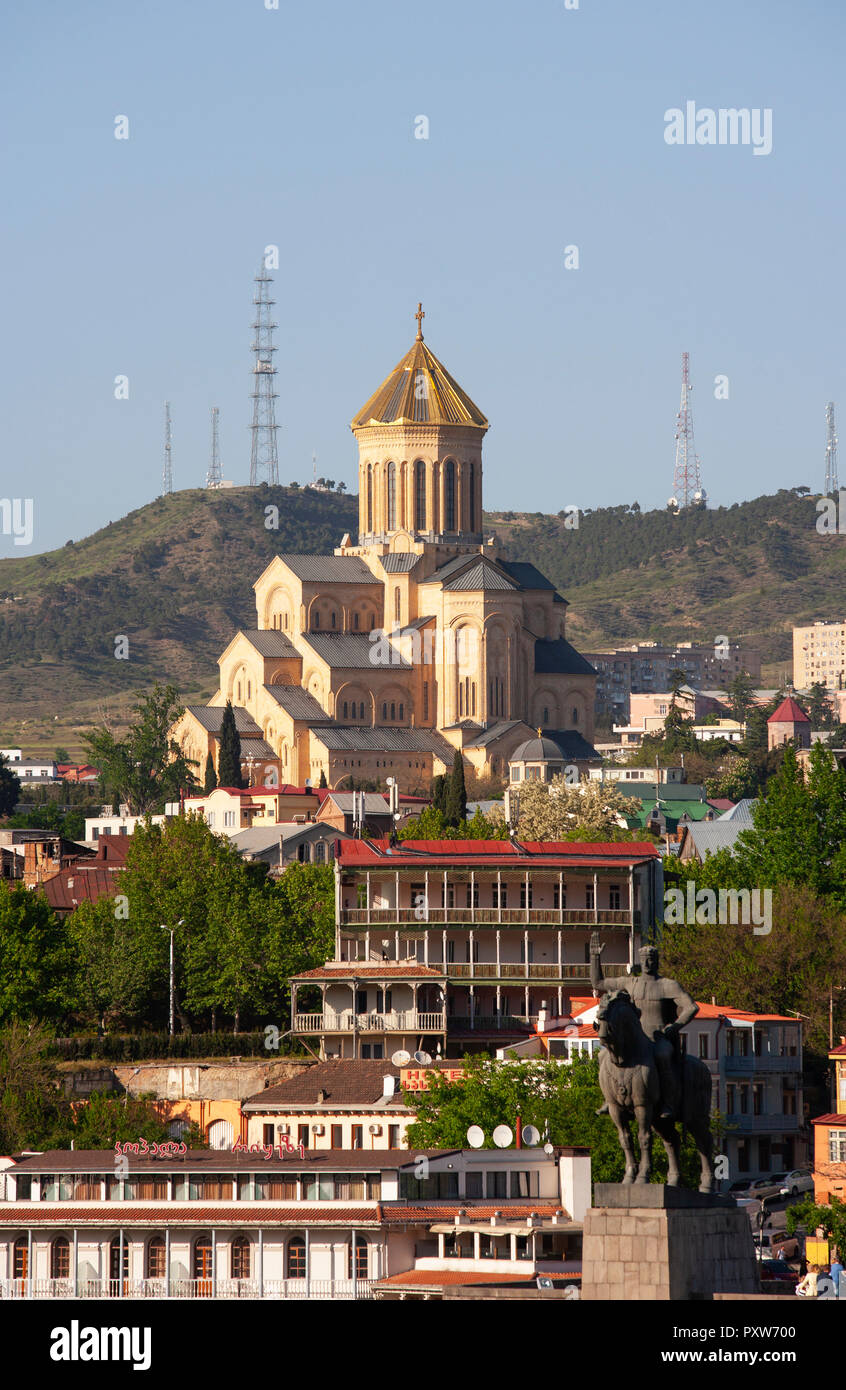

left=594, top=989, right=714, bottom=1192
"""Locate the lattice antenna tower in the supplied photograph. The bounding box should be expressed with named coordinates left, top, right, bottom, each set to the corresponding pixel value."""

left=825, top=402, right=839, bottom=495
left=668, top=352, right=706, bottom=510
left=249, top=262, right=280, bottom=485
left=207, top=406, right=222, bottom=488
left=162, top=401, right=173, bottom=495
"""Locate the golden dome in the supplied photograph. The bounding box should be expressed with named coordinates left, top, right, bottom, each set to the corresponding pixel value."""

left=351, top=306, right=488, bottom=431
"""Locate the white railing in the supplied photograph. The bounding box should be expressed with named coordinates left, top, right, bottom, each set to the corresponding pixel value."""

left=0, top=1277, right=374, bottom=1301
left=293, top=1011, right=445, bottom=1033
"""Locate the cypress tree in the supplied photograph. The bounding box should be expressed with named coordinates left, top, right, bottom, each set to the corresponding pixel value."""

left=318, top=769, right=328, bottom=789
left=217, top=701, right=244, bottom=789
left=431, top=774, right=446, bottom=814
left=203, top=753, right=218, bottom=794
left=444, top=750, right=467, bottom=828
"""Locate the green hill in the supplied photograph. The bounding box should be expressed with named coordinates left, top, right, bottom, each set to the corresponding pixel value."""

left=0, top=484, right=838, bottom=753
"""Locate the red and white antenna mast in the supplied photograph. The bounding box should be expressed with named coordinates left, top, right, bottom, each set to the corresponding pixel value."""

left=668, top=352, right=706, bottom=511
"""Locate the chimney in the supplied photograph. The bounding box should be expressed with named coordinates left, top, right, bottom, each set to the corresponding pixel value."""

left=317, top=1089, right=328, bottom=1104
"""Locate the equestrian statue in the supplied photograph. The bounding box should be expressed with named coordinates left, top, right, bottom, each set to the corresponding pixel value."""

left=589, top=934, right=714, bottom=1192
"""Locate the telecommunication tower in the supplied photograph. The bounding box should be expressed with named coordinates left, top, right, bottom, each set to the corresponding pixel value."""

left=207, top=406, right=222, bottom=488
left=162, top=401, right=173, bottom=495
left=825, top=402, right=839, bottom=495
left=667, top=352, right=706, bottom=511
left=249, top=263, right=280, bottom=486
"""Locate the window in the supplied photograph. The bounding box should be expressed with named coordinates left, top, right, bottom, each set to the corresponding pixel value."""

left=351, top=1125, right=363, bottom=1149
left=388, top=1124, right=401, bottom=1149
left=263, top=1123, right=275, bottom=1147
left=726, top=1083, right=736, bottom=1114
left=50, top=1237, right=70, bottom=1279
left=382, top=703, right=387, bottom=721
left=348, top=1239, right=369, bottom=1280
left=399, top=1171, right=459, bottom=1198
left=698, top=1034, right=709, bottom=1060
left=223, top=810, right=235, bottom=828
left=390, top=702, right=396, bottom=720
left=423, top=682, right=429, bottom=720
left=465, top=1171, right=483, bottom=1198
left=331, top=1124, right=343, bottom=1148
left=486, top=1171, right=507, bottom=1199
left=394, top=587, right=401, bottom=623
left=519, top=940, right=534, bottom=964
left=13, top=1237, right=28, bottom=1281
left=492, top=883, right=508, bottom=908
left=739, top=1086, right=749, bottom=1114
left=298, top=1124, right=309, bottom=1150
left=468, top=461, right=476, bottom=530
left=147, top=1238, right=166, bottom=1278
left=343, top=702, right=348, bottom=719
left=185, top=1176, right=233, bottom=1201
left=510, top=1171, right=537, bottom=1197
left=110, top=1237, right=130, bottom=1285
left=305, top=1176, right=333, bottom=1200
left=586, top=883, right=595, bottom=910
left=334, top=1176, right=367, bottom=1199
left=287, top=1237, right=306, bottom=1278
left=353, top=612, right=360, bottom=631
left=399, top=703, right=404, bottom=721
left=387, top=461, right=397, bottom=530
left=466, top=881, right=479, bottom=908
left=553, top=882, right=565, bottom=909
left=231, top=1237, right=251, bottom=1279
left=366, top=465, right=373, bottom=533
left=444, top=459, right=456, bottom=531
left=359, top=701, right=365, bottom=719
left=440, top=882, right=455, bottom=909
left=608, top=884, right=621, bottom=911
left=414, top=460, right=426, bottom=530
left=313, top=612, right=320, bottom=629
left=519, top=882, right=533, bottom=909
left=829, top=1130, right=846, bottom=1163
left=753, top=1084, right=764, bottom=1116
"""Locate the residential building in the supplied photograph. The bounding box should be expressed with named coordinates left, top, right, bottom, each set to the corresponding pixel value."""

left=585, top=642, right=760, bottom=723
left=291, top=837, right=662, bottom=1058
left=170, top=310, right=599, bottom=793
left=810, top=1040, right=846, bottom=1204
left=85, top=813, right=165, bottom=843
left=241, top=1060, right=414, bottom=1152
left=676, top=800, right=757, bottom=862
left=793, top=620, right=846, bottom=690
left=40, top=835, right=130, bottom=916
left=0, top=1145, right=588, bottom=1300
left=230, top=822, right=351, bottom=871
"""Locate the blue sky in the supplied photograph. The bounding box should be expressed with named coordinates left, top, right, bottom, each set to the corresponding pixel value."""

left=1, top=0, right=844, bottom=552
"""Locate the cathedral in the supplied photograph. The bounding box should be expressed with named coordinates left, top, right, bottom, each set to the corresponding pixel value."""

left=174, top=308, right=598, bottom=793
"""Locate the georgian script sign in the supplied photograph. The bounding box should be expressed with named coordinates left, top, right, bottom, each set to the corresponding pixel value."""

left=113, top=1140, right=187, bottom=1158
left=232, top=1136, right=307, bottom=1160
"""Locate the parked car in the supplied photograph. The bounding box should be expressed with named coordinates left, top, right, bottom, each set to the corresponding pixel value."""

left=747, top=1174, right=789, bottom=1201
left=755, top=1229, right=799, bottom=1260
left=760, top=1259, right=800, bottom=1288
left=729, top=1180, right=755, bottom=1197
left=780, top=1169, right=814, bottom=1198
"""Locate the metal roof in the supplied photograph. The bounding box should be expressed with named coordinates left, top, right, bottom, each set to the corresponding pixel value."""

left=239, top=628, right=295, bottom=656
left=442, top=559, right=518, bottom=592
left=185, top=705, right=262, bottom=735
left=497, top=560, right=558, bottom=592
left=275, top=554, right=380, bottom=584
left=311, top=726, right=454, bottom=756
left=534, top=640, right=597, bottom=677
left=380, top=553, right=421, bottom=573
left=266, top=685, right=334, bottom=721
left=300, top=634, right=411, bottom=670
left=352, top=335, right=488, bottom=430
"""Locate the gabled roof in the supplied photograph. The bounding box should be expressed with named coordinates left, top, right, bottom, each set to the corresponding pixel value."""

left=442, top=559, right=519, bottom=592
left=337, top=838, right=660, bottom=868
left=299, top=634, right=411, bottom=670
left=496, top=560, right=558, bottom=592
left=184, top=705, right=262, bottom=736
left=352, top=335, right=488, bottom=430
left=379, top=554, right=421, bottom=574
left=680, top=821, right=749, bottom=857
left=464, top=720, right=527, bottom=748
left=768, top=697, right=810, bottom=723
left=239, top=629, right=295, bottom=657
left=717, top=798, right=757, bottom=824
left=311, top=726, right=454, bottom=757
left=272, top=555, right=381, bottom=584
left=534, top=640, right=596, bottom=677
left=266, top=685, right=334, bottom=722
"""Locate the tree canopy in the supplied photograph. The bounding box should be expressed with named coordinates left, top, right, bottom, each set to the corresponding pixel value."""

left=84, top=683, right=197, bottom=814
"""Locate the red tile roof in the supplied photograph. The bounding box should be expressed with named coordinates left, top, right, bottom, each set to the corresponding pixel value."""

left=338, top=839, right=659, bottom=868
left=0, top=1205, right=379, bottom=1226
left=292, top=963, right=445, bottom=981
left=829, top=1044, right=846, bottom=1057
left=811, top=1114, right=846, bottom=1126
left=768, top=698, right=810, bottom=724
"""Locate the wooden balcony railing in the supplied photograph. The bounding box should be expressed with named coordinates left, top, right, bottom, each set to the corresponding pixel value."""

left=339, top=907, right=638, bottom=928
left=293, top=1011, right=446, bottom=1034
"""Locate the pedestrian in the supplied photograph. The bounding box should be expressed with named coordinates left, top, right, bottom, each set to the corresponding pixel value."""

left=775, top=1244, right=786, bottom=1261
left=830, top=1253, right=844, bottom=1291
left=795, top=1264, right=819, bottom=1297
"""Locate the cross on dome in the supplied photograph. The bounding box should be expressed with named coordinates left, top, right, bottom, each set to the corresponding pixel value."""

left=415, top=302, right=425, bottom=340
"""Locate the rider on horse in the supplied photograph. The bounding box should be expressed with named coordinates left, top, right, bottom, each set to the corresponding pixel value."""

left=590, top=935, right=698, bottom=1119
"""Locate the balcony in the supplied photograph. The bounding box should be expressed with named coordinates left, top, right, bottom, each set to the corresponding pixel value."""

left=0, top=1277, right=373, bottom=1301
left=724, top=1055, right=801, bottom=1073
left=447, top=962, right=627, bottom=981
left=722, top=1114, right=801, bottom=1133
left=339, top=907, right=638, bottom=928
left=293, top=1010, right=446, bottom=1034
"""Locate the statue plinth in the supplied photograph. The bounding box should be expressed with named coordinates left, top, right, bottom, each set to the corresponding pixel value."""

left=582, top=1187, right=760, bottom=1300
left=593, top=1183, right=736, bottom=1210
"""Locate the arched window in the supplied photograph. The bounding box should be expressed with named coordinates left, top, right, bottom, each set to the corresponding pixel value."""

left=382, top=703, right=387, bottom=720
left=444, top=459, right=456, bottom=531
left=390, top=702, right=396, bottom=720
left=193, top=1236, right=212, bottom=1279
left=414, top=460, right=426, bottom=530
left=147, top=1237, right=166, bottom=1279
left=399, top=703, right=404, bottom=721
left=468, top=461, right=476, bottom=531
left=343, top=701, right=348, bottom=719
left=13, top=1237, right=28, bottom=1281
left=287, top=1237, right=306, bottom=1278
left=331, top=610, right=337, bottom=629
left=348, top=1238, right=368, bottom=1280
left=572, top=706, right=579, bottom=724
left=359, top=702, right=365, bottom=719
left=394, top=587, right=401, bottom=623
left=353, top=612, right=360, bottom=630
left=386, top=462, right=397, bottom=530
left=543, top=707, right=549, bottom=724
left=366, top=464, right=373, bottom=533
left=315, top=841, right=325, bottom=863
left=51, top=1236, right=70, bottom=1279
left=207, top=1119, right=234, bottom=1150
left=313, top=611, right=320, bottom=630
left=110, top=1237, right=130, bottom=1289
left=231, top=1237, right=251, bottom=1280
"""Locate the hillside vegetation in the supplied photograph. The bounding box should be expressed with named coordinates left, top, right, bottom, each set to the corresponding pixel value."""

left=0, top=484, right=840, bottom=751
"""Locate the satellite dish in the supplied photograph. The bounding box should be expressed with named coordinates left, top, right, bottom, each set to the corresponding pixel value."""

left=522, top=1124, right=541, bottom=1147
left=414, top=1050, right=432, bottom=1066
left=543, top=1142, right=555, bottom=1155
left=391, top=1050, right=411, bottom=1067
left=492, top=1124, right=513, bottom=1149
left=466, top=1125, right=485, bottom=1149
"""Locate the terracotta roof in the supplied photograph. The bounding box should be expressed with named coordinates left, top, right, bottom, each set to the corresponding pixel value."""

left=0, top=1205, right=379, bottom=1227
left=768, top=698, right=810, bottom=724
left=812, top=1114, right=846, bottom=1126
left=689, top=1003, right=800, bottom=1023
left=829, top=1044, right=846, bottom=1057
left=292, top=963, right=445, bottom=981
left=10, top=1148, right=449, bottom=1173
left=243, top=1059, right=408, bottom=1110
left=338, top=839, right=659, bottom=867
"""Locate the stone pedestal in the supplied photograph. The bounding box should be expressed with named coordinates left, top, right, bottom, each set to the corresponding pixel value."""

left=581, top=1185, right=760, bottom=1301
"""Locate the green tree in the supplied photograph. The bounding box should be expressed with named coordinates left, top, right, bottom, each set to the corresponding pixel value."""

left=515, top=777, right=641, bottom=840
left=217, top=700, right=243, bottom=789
left=807, top=681, right=836, bottom=729
left=84, top=683, right=197, bottom=814
left=0, top=753, right=21, bottom=818
left=397, top=805, right=508, bottom=842
left=0, top=882, right=72, bottom=1024
left=431, top=774, right=446, bottom=815
left=0, top=1021, right=65, bottom=1153
left=54, top=746, right=71, bottom=764
left=727, top=671, right=757, bottom=724
left=786, top=1195, right=846, bottom=1256
left=405, top=1054, right=704, bottom=1185
left=318, top=768, right=328, bottom=789
left=203, top=753, right=218, bottom=794
left=68, top=894, right=162, bottom=1031
left=444, top=750, right=467, bottom=827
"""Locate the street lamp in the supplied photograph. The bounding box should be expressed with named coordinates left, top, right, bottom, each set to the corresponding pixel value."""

left=160, top=920, right=184, bottom=1036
